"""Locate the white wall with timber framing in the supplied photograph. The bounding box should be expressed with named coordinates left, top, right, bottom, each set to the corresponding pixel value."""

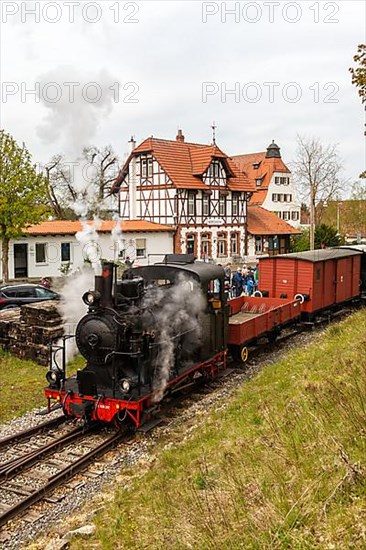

left=118, top=154, right=250, bottom=261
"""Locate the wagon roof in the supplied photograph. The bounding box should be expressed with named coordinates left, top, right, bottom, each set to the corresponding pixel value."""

left=260, top=249, right=362, bottom=262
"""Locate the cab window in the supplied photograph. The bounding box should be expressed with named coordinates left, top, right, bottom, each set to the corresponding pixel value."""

left=208, top=279, right=221, bottom=299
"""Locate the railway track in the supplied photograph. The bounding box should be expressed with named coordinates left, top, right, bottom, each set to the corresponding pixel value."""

left=0, top=423, right=126, bottom=529
left=0, top=415, right=66, bottom=452
left=0, top=308, right=353, bottom=533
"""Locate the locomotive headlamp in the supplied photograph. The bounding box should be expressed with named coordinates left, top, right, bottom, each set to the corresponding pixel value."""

left=82, top=290, right=101, bottom=306
left=46, top=369, right=61, bottom=387
left=120, top=379, right=131, bottom=393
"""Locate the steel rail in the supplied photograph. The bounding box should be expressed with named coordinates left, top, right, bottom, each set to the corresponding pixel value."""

left=0, top=416, right=66, bottom=451
left=0, top=429, right=125, bottom=528
left=0, top=425, right=89, bottom=480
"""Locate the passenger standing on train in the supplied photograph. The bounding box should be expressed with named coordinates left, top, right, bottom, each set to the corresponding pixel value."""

left=245, top=268, right=255, bottom=296
left=253, top=263, right=259, bottom=291
left=232, top=267, right=244, bottom=297
left=224, top=263, right=232, bottom=283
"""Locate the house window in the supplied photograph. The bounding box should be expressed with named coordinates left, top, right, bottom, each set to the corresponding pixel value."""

left=275, top=176, right=280, bottom=184
left=217, top=232, right=227, bottom=257
left=202, top=194, right=210, bottom=217
left=188, top=192, right=196, bottom=216
left=291, top=211, right=299, bottom=221
left=61, top=242, right=71, bottom=262
left=255, top=178, right=262, bottom=187
left=255, top=236, right=263, bottom=253
left=186, top=234, right=196, bottom=255
left=211, top=160, right=221, bottom=179
left=141, top=156, right=153, bottom=178
left=283, top=211, right=290, bottom=220
left=201, top=233, right=211, bottom=257
left=219, top=195, right=226, bottom=217
left=136, top=238, right=146, bottom=258
left=35, top=243, right=47, bottom=264
left=279, top=194, right=284, bottom=202
left=272, top=194, right=278, bottom=202
left=232, top=193, right=239, bottom=217
left=231, top=232, right=239, bottom=255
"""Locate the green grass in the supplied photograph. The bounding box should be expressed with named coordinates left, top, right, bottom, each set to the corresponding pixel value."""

left=0, top=351, right=84, bottom=423
left=73, top=308, right=366, bottom=549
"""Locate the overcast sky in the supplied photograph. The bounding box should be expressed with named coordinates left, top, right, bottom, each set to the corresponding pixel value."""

left=1, top=0, right=365, bottom=192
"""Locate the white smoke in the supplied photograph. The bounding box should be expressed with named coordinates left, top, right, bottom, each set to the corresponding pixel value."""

left=54, top=266, right=95, bottom=366
left=143, top=274, right=206, bottom=402
left=111, top=216, right=123, bottom=261
left=36, top=66, right=118, bottom=154
left=76, top=217, right=102, bottom=275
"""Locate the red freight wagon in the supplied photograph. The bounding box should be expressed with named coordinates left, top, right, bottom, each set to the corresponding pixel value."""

left=258, top=249, right=362, bottom=316
left=228, top=295, right=301, bottom=361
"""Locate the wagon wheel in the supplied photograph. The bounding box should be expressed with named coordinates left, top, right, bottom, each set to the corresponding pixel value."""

left=240, top=346, right=249, bottom=363
left=231, top=344, right=249, bottom=364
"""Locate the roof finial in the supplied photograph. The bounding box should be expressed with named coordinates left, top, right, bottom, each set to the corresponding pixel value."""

left=211, top=121, right=217, bottom=145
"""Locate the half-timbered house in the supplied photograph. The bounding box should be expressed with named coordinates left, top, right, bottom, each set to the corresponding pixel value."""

left=112, top=131, right=254, bottom=261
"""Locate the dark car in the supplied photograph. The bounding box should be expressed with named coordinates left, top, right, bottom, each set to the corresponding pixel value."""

left=0, top=284, right=59, bottom=310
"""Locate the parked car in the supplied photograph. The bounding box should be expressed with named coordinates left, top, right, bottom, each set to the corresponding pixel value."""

left=0, top=284, right=60, bottom=310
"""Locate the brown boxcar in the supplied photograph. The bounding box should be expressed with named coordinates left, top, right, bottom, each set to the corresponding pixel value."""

left=258, top=249, right=362, bottom=316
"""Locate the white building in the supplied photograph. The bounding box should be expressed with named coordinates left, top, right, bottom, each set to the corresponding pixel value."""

left=232, top=141, right=301, bottom=227
left=1, top=220, right=174, bottom=281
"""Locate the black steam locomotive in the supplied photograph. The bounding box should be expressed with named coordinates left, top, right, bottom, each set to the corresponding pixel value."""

left=45, top=255, right=229, bottom=427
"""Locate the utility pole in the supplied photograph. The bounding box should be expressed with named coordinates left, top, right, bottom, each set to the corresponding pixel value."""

left=309, top=187, right=315, bottom=251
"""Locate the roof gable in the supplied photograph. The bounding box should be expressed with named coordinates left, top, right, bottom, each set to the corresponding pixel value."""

left=112, top=137, right=254, bottom=193
left=232, top=152, right=291, bottom=204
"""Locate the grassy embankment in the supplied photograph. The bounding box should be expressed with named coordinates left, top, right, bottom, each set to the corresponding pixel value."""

left=79, top=309, right=366, bottom=549
left=0, top=351, right=84, bottom=423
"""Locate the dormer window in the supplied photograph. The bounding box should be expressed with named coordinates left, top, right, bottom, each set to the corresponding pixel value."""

left=255, top=178, right=262, bottom=187
left=253, top=162, right=261, bottom=169
left=141, top=156, right=153, bottom=178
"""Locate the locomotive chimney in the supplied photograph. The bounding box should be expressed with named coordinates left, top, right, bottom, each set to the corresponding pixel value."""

left=100, top=261, right=115, bottom=308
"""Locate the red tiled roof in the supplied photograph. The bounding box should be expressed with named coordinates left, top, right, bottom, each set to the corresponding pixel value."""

left=24, top=220, right=173, bottom=235
left=232, top=152, right=290, bottom=205
left=112, top=138, right=254, bottom=193
left=247, top=206, right=301, bottom=236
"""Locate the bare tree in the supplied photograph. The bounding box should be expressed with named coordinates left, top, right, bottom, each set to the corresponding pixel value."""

left=82, top=145, right=119, bottom=201
left=292, top=136, right=345, bottom=250
left=45, top=145, right=120, bottom=219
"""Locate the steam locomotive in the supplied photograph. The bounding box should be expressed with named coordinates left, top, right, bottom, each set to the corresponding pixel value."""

left=45, top=256, right=229, bottom=427
left=45, top=248, right=365, bottom=428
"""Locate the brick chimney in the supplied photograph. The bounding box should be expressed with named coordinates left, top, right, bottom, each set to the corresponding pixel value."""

left=176, top=129, right=185, bottom=142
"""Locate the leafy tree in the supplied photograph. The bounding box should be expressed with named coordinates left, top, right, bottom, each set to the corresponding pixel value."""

left=291, top=229, right=310, bottom=252
left=0, top=130, right=49, bottom=281
left=315, top=224, right=343, bottom=249
left=349, top=44, right=366, bottom=177
left=291, top=224, right=342, bottom=252
left=292, top=136, right=345, bottom=250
